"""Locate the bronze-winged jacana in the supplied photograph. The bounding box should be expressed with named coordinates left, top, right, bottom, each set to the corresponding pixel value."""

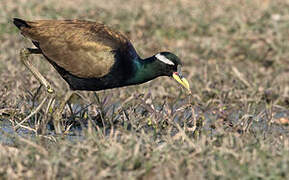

left=13, top=18, right=190, bottom=133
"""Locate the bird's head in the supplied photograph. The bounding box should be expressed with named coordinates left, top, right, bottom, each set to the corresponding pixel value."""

left=154, top=52, right=191, bottom=93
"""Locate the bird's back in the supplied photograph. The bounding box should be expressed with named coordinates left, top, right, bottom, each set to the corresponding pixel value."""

left=13, top=19, right=132, bottom=78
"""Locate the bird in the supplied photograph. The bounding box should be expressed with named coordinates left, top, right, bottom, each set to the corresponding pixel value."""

left=13, top=18, right=190, bottom=133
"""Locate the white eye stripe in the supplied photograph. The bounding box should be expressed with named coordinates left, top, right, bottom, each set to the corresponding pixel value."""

left=155, top=54, right=175, bottom=65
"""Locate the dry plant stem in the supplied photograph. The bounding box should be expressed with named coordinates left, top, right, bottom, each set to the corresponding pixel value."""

left=53, top=91, right=74, bottom=134
left=14, top=95, right=48, bottom=130
left=20, top=48, right=54, bottom=94
left=36, top=95, right=55, bottom=134
left=232, top=66, right=252, bottom=88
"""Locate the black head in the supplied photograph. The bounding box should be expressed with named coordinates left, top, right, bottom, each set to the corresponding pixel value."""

left=154, top=52, right=182, bottom=76
left=154, top=52, right=190, bottom=92
left=127, top=51, right=190, bottom=92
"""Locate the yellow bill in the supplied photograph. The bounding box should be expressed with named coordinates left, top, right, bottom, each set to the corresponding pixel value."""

left=172, top=73, right=191, bottom=93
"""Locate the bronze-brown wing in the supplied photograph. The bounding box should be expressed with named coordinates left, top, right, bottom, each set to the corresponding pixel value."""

left=18, top=20, right=130, bottom=78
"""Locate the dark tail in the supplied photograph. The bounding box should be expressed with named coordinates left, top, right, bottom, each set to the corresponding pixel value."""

left=13, top=18, right=30, bottom=29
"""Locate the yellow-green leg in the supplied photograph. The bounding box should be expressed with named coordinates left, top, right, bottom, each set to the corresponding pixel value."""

left=20, top=48, right=71, bottom=134
left=52, top=91, right=74, bottom=134
left=20, top=48, right=54, bottom=93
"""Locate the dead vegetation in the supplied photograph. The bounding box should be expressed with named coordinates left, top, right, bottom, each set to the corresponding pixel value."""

left=0, top=0, right=289, bottom=179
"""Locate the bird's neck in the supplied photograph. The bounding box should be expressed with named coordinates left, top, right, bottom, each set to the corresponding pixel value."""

left=125, top=56, right=163, bottom=85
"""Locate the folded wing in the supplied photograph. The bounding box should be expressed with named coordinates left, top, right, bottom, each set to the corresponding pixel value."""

left=16, top=19, right=130, bottom=78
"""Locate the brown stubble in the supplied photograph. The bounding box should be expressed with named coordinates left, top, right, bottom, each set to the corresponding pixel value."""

left=1, top=0, right=289, bottom=179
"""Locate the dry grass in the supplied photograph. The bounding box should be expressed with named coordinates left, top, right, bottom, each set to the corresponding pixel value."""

left=1, top=0, right=289, bottom=179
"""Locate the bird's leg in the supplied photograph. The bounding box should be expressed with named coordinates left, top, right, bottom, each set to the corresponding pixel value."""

left=20, top=48, right=54, bottom=94
left=53, top=91, right=74, bottom=134
left=20, top=48, right=57, bottom=133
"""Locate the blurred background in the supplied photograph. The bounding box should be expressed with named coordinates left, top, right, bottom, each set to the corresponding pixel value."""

left=0, top=0, right=289, bottom=179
